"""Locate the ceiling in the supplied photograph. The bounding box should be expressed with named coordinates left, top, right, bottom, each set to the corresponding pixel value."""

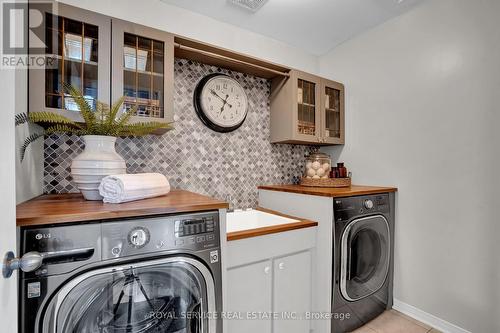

left=160, top=0, right=423, bottom=55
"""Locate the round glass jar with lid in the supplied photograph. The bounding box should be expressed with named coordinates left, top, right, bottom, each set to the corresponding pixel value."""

left=305, top=152, right=332, bottom=179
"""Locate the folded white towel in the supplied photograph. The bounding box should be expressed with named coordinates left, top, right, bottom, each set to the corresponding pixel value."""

left=99, top=173, right=171, bottom=203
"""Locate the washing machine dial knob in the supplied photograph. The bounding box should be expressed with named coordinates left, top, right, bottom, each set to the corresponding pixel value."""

left=128, top=227, right=150, bottom=248
left=364, top=199, right=374, bottom=209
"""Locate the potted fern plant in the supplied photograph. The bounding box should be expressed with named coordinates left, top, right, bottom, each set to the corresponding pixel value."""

left=16, top=84, right=173, bottom=200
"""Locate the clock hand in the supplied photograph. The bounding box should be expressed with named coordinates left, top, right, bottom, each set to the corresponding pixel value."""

left=217, top=94, right=231, bottom=116
left=210, top=89, right=226, bottom=104
left=222, top=94, right=233, bottom=109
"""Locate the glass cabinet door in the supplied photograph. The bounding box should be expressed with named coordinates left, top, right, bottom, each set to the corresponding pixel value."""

left=112, top=19, right=174, bottom=124
left=29, top=4, right=111, bottom=121
left=321, top=80, right=345, bottom=144
left=294, top=71, right=321, bottom=142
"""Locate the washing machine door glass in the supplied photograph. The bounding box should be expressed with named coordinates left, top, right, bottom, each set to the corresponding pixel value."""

left=340, top=215, right=390, bottom=302
left=42, top=257, right=216, bottom=333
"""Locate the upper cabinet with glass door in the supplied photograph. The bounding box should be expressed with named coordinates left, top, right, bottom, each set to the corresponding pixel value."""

left=321, top=79, right=345, bottom=144
left=270, top=70, right=344, bottom=145
left=29, top=4, right=111, bottom=121
left=111, top=19, right=174, bottom=125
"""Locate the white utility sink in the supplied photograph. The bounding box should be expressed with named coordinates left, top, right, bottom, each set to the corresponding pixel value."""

left=226, top=209, right=299, bottom=233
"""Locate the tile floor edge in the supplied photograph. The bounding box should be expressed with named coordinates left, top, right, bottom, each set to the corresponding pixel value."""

left=393, top=299, right=471, bottom=333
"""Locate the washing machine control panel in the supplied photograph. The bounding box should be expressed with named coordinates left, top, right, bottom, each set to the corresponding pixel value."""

left=334, top=194, right=390, bottom=222
left=364, top=199, right=374, bottom=209
left=128, top=227, right=150, bottom=248
left=102, top=212, right=220, bottom=259
left=174, top=216, right=214, bottom=238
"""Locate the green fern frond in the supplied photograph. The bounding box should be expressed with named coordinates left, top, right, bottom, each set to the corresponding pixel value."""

left=113, top=105, right=136, bottom=136
left=15, top=113, right=29, bottom=126
left=18, top=85, right=174, bottom=163
left=44, top=124, right=83, bottom=136
left=28, top=112, right=81, bottom=128
left=63, top=83, right=96, bottom=130
left=94, top=101, right=109, bottom=133
left=20, top=132, right=43, bottom=162
left=108, top=96, right=126, bottom=125
left=120, top=122, right=173, bottom=137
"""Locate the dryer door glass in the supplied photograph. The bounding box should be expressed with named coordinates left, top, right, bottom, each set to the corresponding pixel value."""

left=340, top=215, right=390, bottom=301
left=43, top=258, right=215, bottom=333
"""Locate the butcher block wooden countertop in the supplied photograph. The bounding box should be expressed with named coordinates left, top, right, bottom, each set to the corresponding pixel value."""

left=258, top=184, right=397, bottom=197
left=17, top=190, right=229, bottom=227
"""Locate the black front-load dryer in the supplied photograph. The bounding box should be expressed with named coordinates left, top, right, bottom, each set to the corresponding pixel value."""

left=332, top=193, right=395, bottom=333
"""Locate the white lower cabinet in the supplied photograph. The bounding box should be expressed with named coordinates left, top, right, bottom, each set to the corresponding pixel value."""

left=226, top=260, right=273, bottom=333
left=274, top=251, right=312, bottom=333
left=226, top=228, right=316, bottom=333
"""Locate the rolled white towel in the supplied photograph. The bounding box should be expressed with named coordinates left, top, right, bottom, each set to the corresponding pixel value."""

left=98, top=173, right=171, bottom=203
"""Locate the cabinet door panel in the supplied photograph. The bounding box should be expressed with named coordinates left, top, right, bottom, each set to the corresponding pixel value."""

left=293, top=71, right=322, bottom=143
left=111, top=19, right=174, bottom=124
left=321, top=79, right=345, bottom=144
left=226, top=261, right=273, bottom=333
left=29, top=3, right=111, bottom=121
left=274, top=251, right=312, bottom=333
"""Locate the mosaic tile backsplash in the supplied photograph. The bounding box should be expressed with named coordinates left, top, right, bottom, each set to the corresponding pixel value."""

left=44, top=58, right=314, bottom=208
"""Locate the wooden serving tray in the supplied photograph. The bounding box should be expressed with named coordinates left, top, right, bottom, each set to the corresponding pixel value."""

left=300, top=177, right=351, bottom=188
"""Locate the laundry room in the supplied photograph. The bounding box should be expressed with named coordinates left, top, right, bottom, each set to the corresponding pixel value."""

left=1, top=0, right=499, bottom=333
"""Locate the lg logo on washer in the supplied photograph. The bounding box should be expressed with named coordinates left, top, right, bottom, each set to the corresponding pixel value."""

left=35, top=233, right=51, bottom=240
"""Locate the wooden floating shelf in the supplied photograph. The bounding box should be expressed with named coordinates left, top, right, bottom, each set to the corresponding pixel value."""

left=173, top=36, right=291, bottom=80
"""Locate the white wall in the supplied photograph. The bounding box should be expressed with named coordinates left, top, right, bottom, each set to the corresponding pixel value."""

left=319, top=0, right=500, bottom=332
left=57, top=0, right=319, bottom=74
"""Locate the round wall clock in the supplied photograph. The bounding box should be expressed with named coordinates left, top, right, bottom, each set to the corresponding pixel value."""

left=193, top=73, right=248, bottom=133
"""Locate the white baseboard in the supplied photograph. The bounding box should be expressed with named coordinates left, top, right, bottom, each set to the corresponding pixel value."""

left=393, top=299, right=471, bottom=333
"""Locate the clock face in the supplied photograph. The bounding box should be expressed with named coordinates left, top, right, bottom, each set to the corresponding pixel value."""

left=194, top=74, right=248, bottom=132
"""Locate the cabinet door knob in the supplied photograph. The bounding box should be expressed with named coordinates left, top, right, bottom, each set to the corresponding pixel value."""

left=278, top=262, right=285, bottom=270
left=264, top=266, right=271, bottom=274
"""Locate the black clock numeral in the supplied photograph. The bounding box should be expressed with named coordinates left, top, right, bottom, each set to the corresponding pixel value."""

left=223, top=83, right=228, bottom=89
left=216, top=85, right=221, bottom=90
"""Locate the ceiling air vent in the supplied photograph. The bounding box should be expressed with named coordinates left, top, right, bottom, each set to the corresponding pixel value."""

left=229, top=0, right=269, bottom=12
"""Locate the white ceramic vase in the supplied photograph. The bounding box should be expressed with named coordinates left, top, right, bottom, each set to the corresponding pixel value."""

left=71, top=135, right=126, bottom=200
